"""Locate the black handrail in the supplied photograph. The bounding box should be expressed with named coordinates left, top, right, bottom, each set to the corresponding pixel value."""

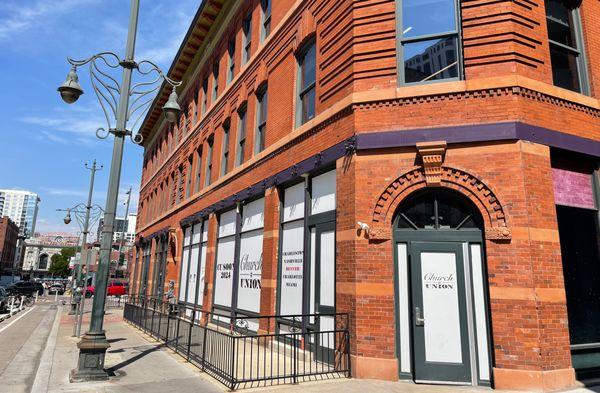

left=123, top=296, right=351, bottom=390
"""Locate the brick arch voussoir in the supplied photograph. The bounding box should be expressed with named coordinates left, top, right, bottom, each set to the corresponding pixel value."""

left=369, top=166, right=511, bottom=241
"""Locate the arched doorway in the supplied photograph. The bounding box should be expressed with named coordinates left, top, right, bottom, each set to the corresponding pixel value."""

left=38, top=254, right=49, bottom=270
left=393, top=188, right=492, bottom=386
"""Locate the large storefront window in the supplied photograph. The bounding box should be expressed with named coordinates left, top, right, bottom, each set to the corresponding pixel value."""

left=152, top=236, right=168, bottom=299
left=278, top=169, right=336, bottom=331
left=140, top=242, right=151, bottom=297
left=552, top=150, right=600, bottom=372
left=179, top=220, right=208, bottom=318
left=213, top=198, right=265, bottom=325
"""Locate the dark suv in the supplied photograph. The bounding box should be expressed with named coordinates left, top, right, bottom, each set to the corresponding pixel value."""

left=6, top=281, right=37, bottom=297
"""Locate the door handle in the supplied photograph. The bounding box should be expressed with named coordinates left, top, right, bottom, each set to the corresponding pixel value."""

left=415, top=307, right=425, bottom=326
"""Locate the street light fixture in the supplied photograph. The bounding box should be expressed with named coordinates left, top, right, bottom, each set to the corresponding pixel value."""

left=58, top=66, right=84, bottom=104
left=58, top=0, right=181, bottom=382
left=63, top=209, right=72, bottom=225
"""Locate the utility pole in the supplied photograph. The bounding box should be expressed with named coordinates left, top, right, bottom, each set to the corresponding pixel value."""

left=117, top=187, right=132, bottom=279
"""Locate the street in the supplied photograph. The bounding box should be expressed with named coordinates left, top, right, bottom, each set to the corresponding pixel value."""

left=0, top=300, right=59, bottom=393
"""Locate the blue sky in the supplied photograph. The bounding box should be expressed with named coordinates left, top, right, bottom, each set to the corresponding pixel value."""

left=0, top=0, right=199, bottom=238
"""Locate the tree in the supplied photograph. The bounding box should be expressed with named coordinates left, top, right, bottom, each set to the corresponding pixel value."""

left=48, top=247, right=76, bottom=277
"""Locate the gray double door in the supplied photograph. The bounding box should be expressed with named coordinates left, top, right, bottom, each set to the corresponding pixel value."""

left=410, top=241, right=471, bottom=384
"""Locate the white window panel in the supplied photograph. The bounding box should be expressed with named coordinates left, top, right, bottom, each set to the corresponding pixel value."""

left=241, top=198, right=265, bottom=232
left=283, top=182, right=305, bottom=222
left=187, top=244, right=200, bottom=304
left=179, top=248, right=189, bottom=302
left=218, top=209, right=237, bottom=238
left=183, top=226, right=192, bottom=246
left=311, top=170, right=336, bottom=214
left=202, top=219, right=208, bottom=243
left=192, top=222, right=202, bottom=244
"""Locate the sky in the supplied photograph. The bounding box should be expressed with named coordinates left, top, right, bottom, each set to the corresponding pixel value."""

left=0, top=0, right=200, bottom=238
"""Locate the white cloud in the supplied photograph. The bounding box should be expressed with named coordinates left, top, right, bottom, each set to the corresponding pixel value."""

left=0, top=0, right=97, bottom=40
left=40, top=187, right=88, bottom=197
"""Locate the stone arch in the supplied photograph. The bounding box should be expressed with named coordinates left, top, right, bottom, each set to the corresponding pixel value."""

left=370, top=166, right=511, bottom=241
left=38, top=253, right=49, bottom=270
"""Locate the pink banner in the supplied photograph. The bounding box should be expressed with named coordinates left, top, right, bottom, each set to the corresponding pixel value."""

left=552, top=168, right=595, bottom=209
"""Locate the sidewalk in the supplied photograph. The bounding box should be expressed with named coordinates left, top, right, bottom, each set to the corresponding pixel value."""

left=35, top=304, right=223, bottom=393
left=34, top=303, right=600, bottom=393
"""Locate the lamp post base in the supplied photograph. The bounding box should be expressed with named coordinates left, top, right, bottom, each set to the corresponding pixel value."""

left=69, top=331, right=111, bottom=382
left=68, top=301, right=78, bottom=315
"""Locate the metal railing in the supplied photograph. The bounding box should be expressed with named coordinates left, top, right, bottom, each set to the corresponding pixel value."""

left=124, top=296, right=351, bottom=390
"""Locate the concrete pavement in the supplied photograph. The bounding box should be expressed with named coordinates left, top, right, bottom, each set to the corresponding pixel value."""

left=3, top=299, right=600, bottom=393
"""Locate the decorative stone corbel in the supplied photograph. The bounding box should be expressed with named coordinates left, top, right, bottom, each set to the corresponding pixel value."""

left=417, top=141, right=447, bottom=186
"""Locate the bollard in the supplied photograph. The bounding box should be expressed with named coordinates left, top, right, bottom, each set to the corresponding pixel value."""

left=55, top=291, right=58, bottom=302
left=9, top=297, right=14, bottom=315
left=35, top=292, right=38, bottom=303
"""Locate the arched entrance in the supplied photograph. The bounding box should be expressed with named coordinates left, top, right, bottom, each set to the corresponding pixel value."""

left=393, top=188, right=492, bottom=386
left=38, top=254, right=49, bottom=270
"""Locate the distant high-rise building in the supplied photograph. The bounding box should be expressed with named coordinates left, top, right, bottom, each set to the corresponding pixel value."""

left=0, top=189, right=41, bottom=238
left=97, top=213, right=136, bottom=244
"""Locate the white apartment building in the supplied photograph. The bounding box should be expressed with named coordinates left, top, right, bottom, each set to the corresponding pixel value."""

left=0, top=189, right=41, bottom=238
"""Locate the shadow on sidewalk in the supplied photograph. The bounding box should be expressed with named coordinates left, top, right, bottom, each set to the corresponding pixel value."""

left=106, top=343, right=165, bottom=373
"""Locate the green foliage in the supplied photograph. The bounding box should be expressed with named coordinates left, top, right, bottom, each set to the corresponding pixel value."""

left=48, top=247, right=75, bottom=277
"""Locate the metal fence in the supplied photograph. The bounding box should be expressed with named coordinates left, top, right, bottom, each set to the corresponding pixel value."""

left=123, top=297, right=351, bottom=390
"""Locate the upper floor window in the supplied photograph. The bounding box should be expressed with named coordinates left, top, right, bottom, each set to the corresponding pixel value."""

left=243, top=13, right=252, bottom=64
left=205, top=137, right=214, bottom=187
left=260, top=0, right=271, bottom=42
left=186, top=155, right=193, bottom=199
left=298, top=41, right=316, bottom=125
left=255, top=88, right=267, bottom=154
left=236, top=106, right=247, bottom=167
left=212, top=63, right=220, bottom=102
left=228, top=39, right=236, bottom=83
left=221, top=121, right=230, bottom=176
left=545, top=0, right=588, bottom=94
left=193, top=87, right=199, bottom=122
left=398, top=0, right=460, bottom=84
left=194, top=147, right=202, bottom=193
left=202, top=77, right=209, bottom=115
left=176, top=164, right=184, bottom=204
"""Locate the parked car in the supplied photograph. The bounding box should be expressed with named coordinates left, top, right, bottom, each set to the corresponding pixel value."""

left=32, top=282, right=44, bottom=296
left=0, top=287, right=7, bottom=312
left=85, top=281, right=127, bottom=298
left=48, top=284, right=65, bottom=295
left=5, top=281, right=37, bottom=297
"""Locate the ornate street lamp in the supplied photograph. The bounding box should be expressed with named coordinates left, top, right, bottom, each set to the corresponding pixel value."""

left=58, top=0, right=181, bottom=382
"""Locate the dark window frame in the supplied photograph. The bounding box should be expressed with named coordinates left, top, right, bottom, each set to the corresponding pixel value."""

left=212, top=63, right=220, bottom=102
left=545, top=0, right=589, bottom=95
left=204, top=137, right=214, bottom=187
left=221, top=121, right=230, bottom=176
left=296, top=40, right=317, bottom=126
left=243, top=13, right=253, bottom=64
left=228, top=39, right=236, bottom=83
left=255, top=87, right=268, bottom=154
left=260, top=0, right=272, bottom=42
left=236, top=105, right=247, bottom=167
left=396, top=0, right=463, bottom=85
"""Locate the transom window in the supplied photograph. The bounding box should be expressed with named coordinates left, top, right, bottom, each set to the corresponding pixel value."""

left=298, top=41, right=316, bottom=125
left=545, top=0, right=588, bottom=94
left=396, top=189, right=482, bottom=230
left=398, top=0, right=461, bottom=84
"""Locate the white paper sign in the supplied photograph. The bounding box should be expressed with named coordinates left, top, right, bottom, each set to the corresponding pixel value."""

left=421, top=252, right=462, bottom=363
left=279, top=220, right=304, bottom=315
left=214, top=237, right=235, bottom=307
left=237, top=231, right=263, bottom=312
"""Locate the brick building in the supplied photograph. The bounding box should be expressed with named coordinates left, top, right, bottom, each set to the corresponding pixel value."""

left=0, top=217, right=19, bottom=275
left=129, top=0, right=600, bottom=391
